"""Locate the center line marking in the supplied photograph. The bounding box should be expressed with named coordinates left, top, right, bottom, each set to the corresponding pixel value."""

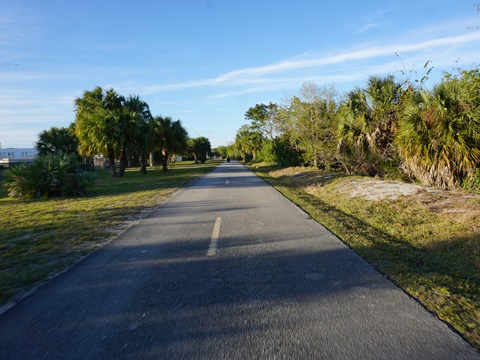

left=207, top=217, right=222, bottom=256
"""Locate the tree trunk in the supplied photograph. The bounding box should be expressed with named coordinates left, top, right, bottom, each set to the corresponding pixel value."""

left=108, top=150, right=117, bottom=177
left=140, top=153, right=147, bottom=174
left=118, top=149, right=127, bottom=177
left=149, top=152, right=154, bottom=167
left=162, top=149, right=169, bottom=172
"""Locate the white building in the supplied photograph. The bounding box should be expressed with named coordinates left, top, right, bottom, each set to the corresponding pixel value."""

left=0, top=144, right=37, bottom=168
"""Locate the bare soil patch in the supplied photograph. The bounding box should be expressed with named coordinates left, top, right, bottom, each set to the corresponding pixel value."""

left=274, top=168, right=480, bottom=216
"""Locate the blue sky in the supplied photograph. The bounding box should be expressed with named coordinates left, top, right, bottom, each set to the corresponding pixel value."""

left=1, top=0, right=479, bottom=149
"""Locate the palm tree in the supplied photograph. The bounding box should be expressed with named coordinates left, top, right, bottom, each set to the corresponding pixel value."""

left=74, top=87, right=126, bottom=177
left=396, top=79, right=480, bottom=188
left=235, top=125, right=263, bottom=162
left=152, top=116, right=188, bottom=172
left=36, top=125, right=79, bottom=157
left=123, top=95, right=153, bottom=174
left=337, top=75, right=404, bottom=175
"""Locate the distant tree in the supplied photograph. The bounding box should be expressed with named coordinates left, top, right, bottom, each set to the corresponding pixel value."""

left=235, top=125, right=264, bottom=162
left=245, top=102, right=286, bottom=163
left=225, top=143, right=240, bottom=160
left=245, top=102, right=281, bottom=141
left=36, top=125, right=79, bottom=157
left=187, top=137, right=211, bottom=163
left=212, top=146, right=228, bottom=158
left=74, top=87, right=126, bottom=177
left=153, top=116, right=188, bottom=172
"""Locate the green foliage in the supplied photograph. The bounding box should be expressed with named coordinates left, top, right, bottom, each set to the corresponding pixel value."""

left=255, top=139, right=277, bottom=164
left=3, top=153, right=93, bottom=199
left=282, top=83, right=340, bottom=169
left=462, top=168, right=480, bottom=193
left=273, top=136, right=303, bottom=167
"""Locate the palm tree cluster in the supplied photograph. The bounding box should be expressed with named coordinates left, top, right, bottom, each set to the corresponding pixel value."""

left=74, top=86, right=191, bottom=176
left=237, top=67, right=480, bottom=190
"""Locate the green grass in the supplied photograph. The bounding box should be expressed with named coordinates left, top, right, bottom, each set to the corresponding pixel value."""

left=249, top=164, right=480, bottom=351
left=0, top=161, right=219, bottom=304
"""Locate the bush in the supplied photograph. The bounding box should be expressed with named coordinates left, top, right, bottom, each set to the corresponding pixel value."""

left=3, top=153, right=93, bottom=199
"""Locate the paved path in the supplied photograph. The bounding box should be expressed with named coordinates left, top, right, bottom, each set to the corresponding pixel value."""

left=0, top=162, right=478, bottom=359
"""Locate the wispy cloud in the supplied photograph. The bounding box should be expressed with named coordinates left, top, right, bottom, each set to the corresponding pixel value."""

left=347, top=6, right=393, bottom=33
left=356, top=22, right=380, bottom=33
left=143, top=31, right=480, bottom=96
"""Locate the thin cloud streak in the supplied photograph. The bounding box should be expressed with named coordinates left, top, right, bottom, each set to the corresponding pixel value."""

left=144, top=32, right=480, bottom=94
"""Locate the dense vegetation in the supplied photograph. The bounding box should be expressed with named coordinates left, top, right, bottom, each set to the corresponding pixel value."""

left=224, top=67, right=480, bottom=192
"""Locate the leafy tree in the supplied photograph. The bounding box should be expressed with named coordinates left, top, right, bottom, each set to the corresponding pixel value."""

left=74, top=87, right=126, bottom=177
left=282, top=83, right=339, bottom=169
left=396, top=75, right=480, bottom=188
left=245, top=102, right=286, bottom=163
left=36, top=125, right=79, bottom=157
left=153, top=116, right=188, bottom=172
left=245, top=102, right=282, bottom=141
left=187, top=137, right=211, bottom=163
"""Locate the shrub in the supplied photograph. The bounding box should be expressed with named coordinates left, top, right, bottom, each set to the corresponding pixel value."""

left=3, top=153, right=93, bottom=199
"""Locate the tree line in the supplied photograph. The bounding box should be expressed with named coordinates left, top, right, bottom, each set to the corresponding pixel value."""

left=3, top=86, right=212, bottom=199
left=225, top=66, right=480, bottom=190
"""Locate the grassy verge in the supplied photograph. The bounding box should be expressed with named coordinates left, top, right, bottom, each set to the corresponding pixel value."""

left=0, top=161, right=219, bottom=305
left=249, top=163, right=480, bottom=351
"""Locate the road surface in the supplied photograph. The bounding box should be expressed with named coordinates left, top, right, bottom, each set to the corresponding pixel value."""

left=0, top=162, right=478, bottom=359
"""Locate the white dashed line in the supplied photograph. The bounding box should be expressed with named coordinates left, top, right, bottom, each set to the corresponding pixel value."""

left=206, top=217, right=222, bottom=256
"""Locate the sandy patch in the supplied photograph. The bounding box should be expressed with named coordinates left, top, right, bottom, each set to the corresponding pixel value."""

left=336, top=179, right=426, bottom=201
